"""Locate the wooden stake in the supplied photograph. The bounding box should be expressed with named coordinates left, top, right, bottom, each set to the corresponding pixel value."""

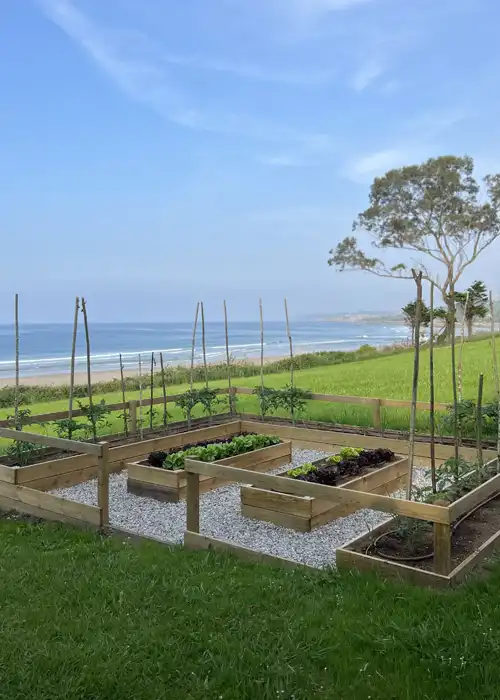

left=119, top=353, right=128, bottom=437
left=81, top=297, right=96, bottom=442
left=406, top=270, right=423, bottom=499
left=68, top=296, right=80, bottom=438
left=201, top=302, right=208, bottom=389
left=284, top=298, right=295, bottom=426
left=190, top=302, right=200, bottom=391
left=429, top=283, right=437, bottom=493
left=259, top=298, right=265, bottom=422
left=223, top=300, right=234, bottom=415
left=149, top=352, right=155, bottom=430
left=489, top=292, right=500, bottom=466
left=98, top=442, right=110, bottom=528
left=476, top=373, right=484, bottom=469
left=138, top=353, right=144, bottom=440
left=458, top=291, right=469, bottom=403
left=450, top=284, right=459, bottom=464
left=159, top=352, right=168, bottom=429
left=14, top=293, right=20, bottom=431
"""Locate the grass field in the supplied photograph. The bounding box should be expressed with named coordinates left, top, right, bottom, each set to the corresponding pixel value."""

left=1, top=517, right=500, bottom=700
left=0, top=338, right=498, bottom=448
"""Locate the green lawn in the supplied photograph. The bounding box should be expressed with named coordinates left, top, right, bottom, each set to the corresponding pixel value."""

left=1, top=518, right=500, bottom=700
left=1, top=338, right=498, bottom=447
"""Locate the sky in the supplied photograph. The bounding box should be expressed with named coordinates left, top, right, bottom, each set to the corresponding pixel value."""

left=2, top=0, right=500, bottom=322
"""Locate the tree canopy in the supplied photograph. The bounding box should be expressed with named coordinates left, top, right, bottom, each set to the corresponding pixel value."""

left=329, top=156, right=500, bottom=333
left=455, top=280, right=489, bottom=336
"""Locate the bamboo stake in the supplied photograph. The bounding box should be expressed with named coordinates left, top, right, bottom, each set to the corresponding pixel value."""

left=223, top=300, right=234, bottom=415
left=68, top=296, right=80, bottom=438
left=406, top=270, right=423, bottom=499
left=429, top=282, right=437, bottom=493
left=149, top=351, right=155, bottom=430
left=458, top=291, right=469, bottom=403
left=259, top=298, right=265, bottom=421
left=284, top=298, right=295, bottom=426
left=80, top=297, right=97, bottom=442
left=119, top=353, right=128, bottom=437
left=159, top=352, right=168, bottom=429
left=201, top=302, right=208, bottom=389
left=476, top=373, right=484, bottom=469
left=190, top=302, right=200, bottom=391
left=14, top=293, right=20, bottom=431
left=489, top=292, right=500, bottom=466
left=450, top=284, right=459, bottom=464
left=138, top=353, right=144, bottom=440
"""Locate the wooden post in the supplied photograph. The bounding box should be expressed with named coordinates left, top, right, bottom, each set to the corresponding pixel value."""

left=14, top=293, right=20, bottom=431
left=138, top=354, right=144, bottom=440
left=284, top=298, right=295, bottom=426
left=407, top=270, right=423, bottom=499
left=372, top=399, right=382, bottom=431
left=429, top=282, right=437, bottom=493
left=68, top=296, right=80, bottom=437
left=433, top=522, right=451, bottom=575
left=489, top=291, right=500, bottom=467
left=450, top=284, right=459, bottom=464
left=149, top=352, right=155, bottom=430
left=81, top=297, right=97, bottom=442
left=129, top=400, right=138, bottom=435
left=190, top=302, right=200, bottom=392
left=259, top=298, right=265, bottom=421
left=119, top=353, right=128, bottom=437
left=98, top=442, right=110, bottom=528
left=186, top=470, right=200, bottom=533
left=476, top=373, right=484, bottom=468
left=223, top=300, right=234, bottom=416
left=159, top=352, right=168, bottom=429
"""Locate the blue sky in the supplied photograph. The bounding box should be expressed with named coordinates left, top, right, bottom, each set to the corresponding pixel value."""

left=2, top=0, right=500, bottom=322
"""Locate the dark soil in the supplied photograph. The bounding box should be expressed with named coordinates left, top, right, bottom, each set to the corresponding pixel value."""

left=352, top=492, right=500, bottom=571
left=292, top=448, right=396, bottom=487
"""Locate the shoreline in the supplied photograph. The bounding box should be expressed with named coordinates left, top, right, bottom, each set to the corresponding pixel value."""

left=0, top=354, right=294, bottom=388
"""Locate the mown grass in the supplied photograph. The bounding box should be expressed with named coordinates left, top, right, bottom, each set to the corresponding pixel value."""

left=1, top=518, right=500, bottom=700
left=0, top=338, right=497, bottom=451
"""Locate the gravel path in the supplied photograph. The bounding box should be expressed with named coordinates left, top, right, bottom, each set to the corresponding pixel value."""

left=52, top=450, right=428, bottom=569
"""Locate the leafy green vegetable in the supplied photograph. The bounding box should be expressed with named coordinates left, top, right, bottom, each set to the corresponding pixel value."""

left=161, top=434, right=281, bottom=470
left=287, top=462, right=317, bottom=478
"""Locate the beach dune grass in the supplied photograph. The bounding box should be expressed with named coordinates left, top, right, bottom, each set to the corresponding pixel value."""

left=2, top=518, right=500, bottom=699
left=0, top=338, right=497, bottom=451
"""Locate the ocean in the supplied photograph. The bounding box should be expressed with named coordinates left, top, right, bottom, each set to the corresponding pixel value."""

left=0, top=321, right=408, bottom=380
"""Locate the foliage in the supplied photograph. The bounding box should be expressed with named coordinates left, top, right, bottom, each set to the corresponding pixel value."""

left=277, top=385, right=312, bottom=419
left=174, top=390, right=200, bottom=423
left=76, top=399, right=111, bottom=440
left=160, top=434, right=281, bottom=470
left=440, top=399, right=498, bottom=438
left=329, top=155, right=500, bottom=336
left=53, top=418, right=86, bottom=440
left=287, top=462, right=317, bottom=478
left=456, top=280, right=489, bottom=336
left=197, top=387, right=221, bottom=417
left=253, top=386, right=282, bottom=416
left=6, top=407, right=35, bottom=429
left=5, top=440, right=43, bottom=467
left=327, top=447, right=363, bottom=464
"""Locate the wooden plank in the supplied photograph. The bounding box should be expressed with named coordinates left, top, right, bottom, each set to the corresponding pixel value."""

left=217, top=441, right=291, bottom=469
left=241, top=504, right=311, bottom=532
left=129, top=400, right=138, bottom=435
left=15, top=453, right=97, bottom=484
left=449, top=465, right=500, bottom=522
left=0, top=494, right=98, bottom=529
left=183, top=530, right=311, bottom=570
left=98, top=442, right=109, bottom=527
left=336, top=548, right=450, bottom=589
left=186, top=473, right=200, bottom=533
left=241, top=486, right=313, bottom=518
left=0, top=428, right=103, bottom=456
left=433, top=523, right=452, bottom=575
left=185, top=459, right=451, bottom=524
left=0, top=464, right=16, bottom=484
left=343, top=457, right=408, bottom=493
left=127, top=464, right=183, bottom=489
left=450, top=528, right=500, bottom=585
left=372, top=399, right=382, bottom=430
left=0, top=481, right=101, bottom=525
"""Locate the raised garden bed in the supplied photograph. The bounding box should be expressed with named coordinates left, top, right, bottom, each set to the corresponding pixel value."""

left=337, top=458, right=500, bottom=588
left=127, top=434, right=292, bottom=502
left=0, top=419, right=242, bottom=491
left=241, top=447, right=408, bottom=532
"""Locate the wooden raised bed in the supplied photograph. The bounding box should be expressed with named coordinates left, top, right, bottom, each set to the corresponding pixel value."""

left=127, top=440, right=292, bottom=502
left=337, top=459, right=500, bottom=588
left=241, top=454, right=408, bottom=532
left=0, top=420, right=242, bottom=492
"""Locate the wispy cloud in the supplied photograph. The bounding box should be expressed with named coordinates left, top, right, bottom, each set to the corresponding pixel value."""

left=350, top=59, right=384, bottom=91
left=37, top=0, right=332, bottom=145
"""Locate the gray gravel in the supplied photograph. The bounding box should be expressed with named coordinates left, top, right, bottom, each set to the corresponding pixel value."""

left=52, top=449, right=428, bottom=569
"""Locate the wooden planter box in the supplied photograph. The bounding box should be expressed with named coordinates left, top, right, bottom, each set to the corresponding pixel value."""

left=241, top=454, right=408, bottom=532
left=127, top=440, right=293, bottom=502
left=337, top=460, right=500, bottom=588
left=1, top=421, right=242, bottom=492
